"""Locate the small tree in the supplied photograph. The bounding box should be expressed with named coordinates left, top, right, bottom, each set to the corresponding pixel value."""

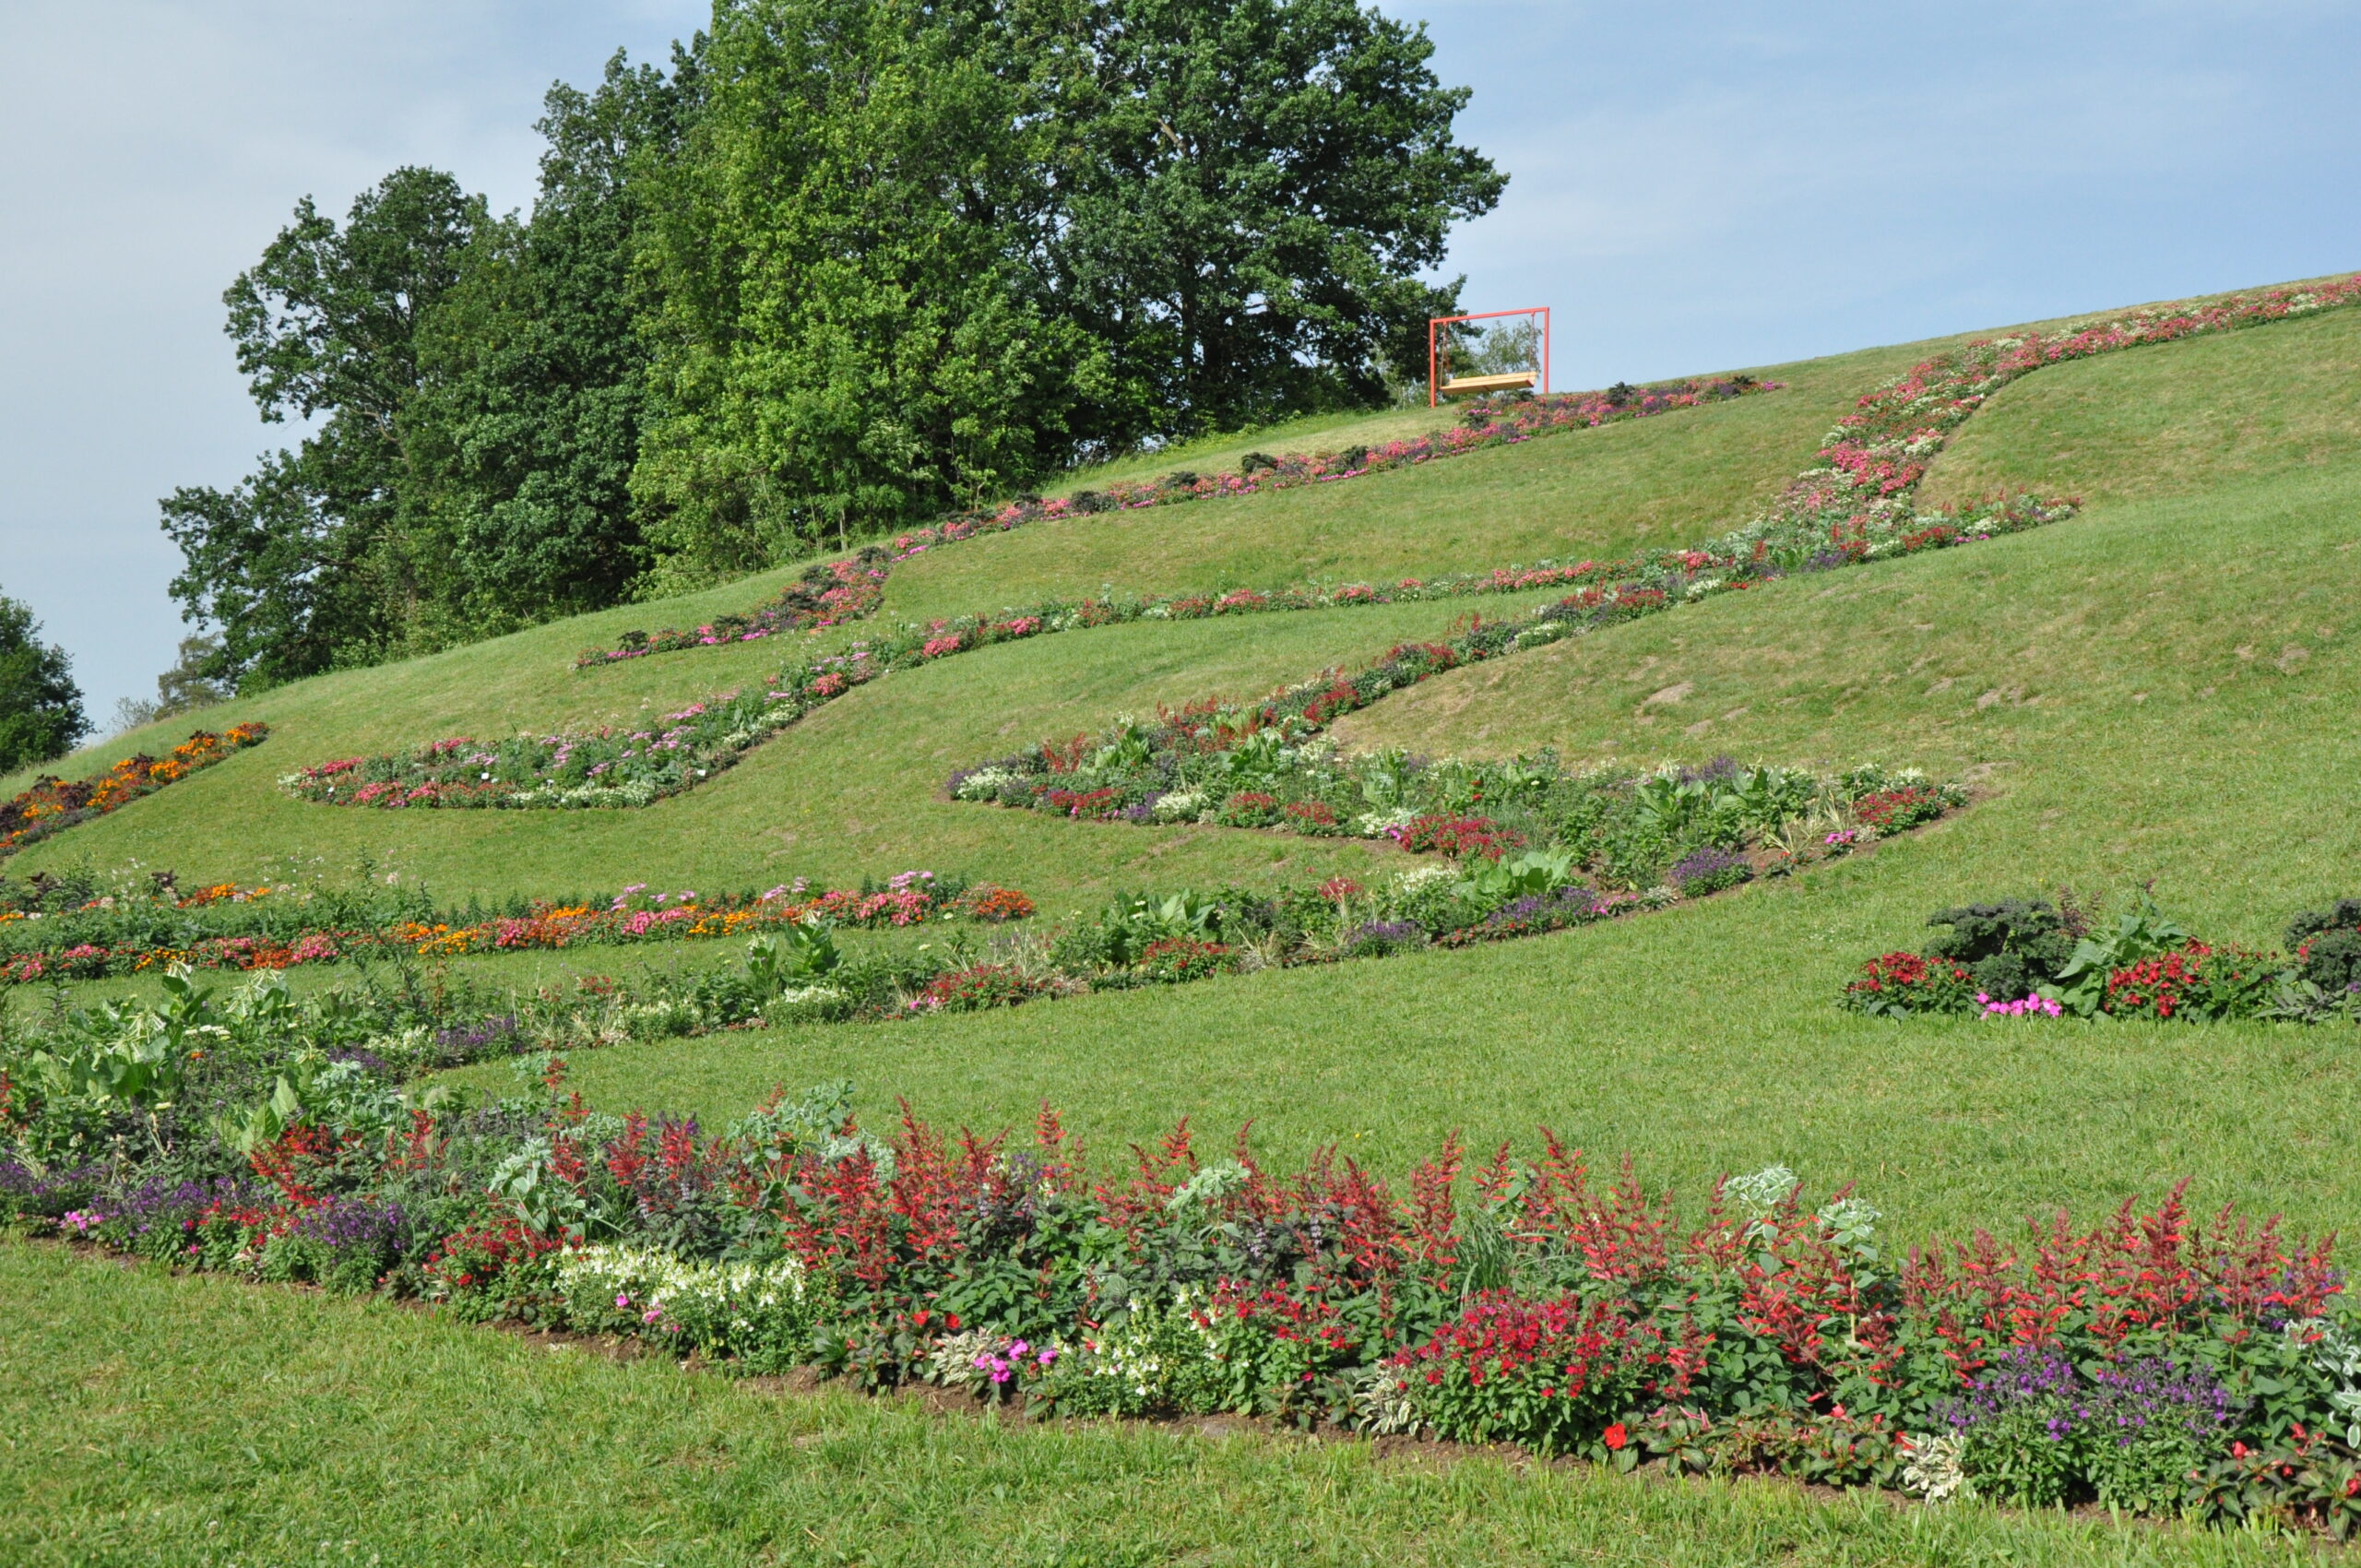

left=111, top=634, right=232, bottom=734
left=0, top=593, right=89, bottom=773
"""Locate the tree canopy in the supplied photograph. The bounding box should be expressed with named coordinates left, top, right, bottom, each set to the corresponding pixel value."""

left=0, top=593, right=89, bottom=775
left=161, top=2, right=1501, bottom=688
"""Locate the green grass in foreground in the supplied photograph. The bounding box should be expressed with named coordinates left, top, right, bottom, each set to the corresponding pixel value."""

left=0, top=1241, right=2314, bottom=1568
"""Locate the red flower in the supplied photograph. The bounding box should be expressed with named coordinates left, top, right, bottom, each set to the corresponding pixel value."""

left=1602, top=1422, right=1629, bottom=1451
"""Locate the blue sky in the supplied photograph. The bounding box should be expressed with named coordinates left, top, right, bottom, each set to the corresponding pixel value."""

left=3, top=1, right=2355, bottom=726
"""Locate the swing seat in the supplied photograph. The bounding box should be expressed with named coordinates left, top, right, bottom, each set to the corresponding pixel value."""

left=1438, top=370, right=1538, bottom=397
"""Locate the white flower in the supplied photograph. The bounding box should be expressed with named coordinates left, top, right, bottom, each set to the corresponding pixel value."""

left=955, top=767, right=1017, bottom=802
left=1149, top=790, right=1204, bottom=823
left=1902, top=1433, right=1968, bottom=1503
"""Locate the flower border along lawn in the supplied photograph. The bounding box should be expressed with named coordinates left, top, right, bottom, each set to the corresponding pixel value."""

left=10, top=1242, right=2311, bottom=1568
left=0, top=873, right=1032, bottom=986
left=0, top=722, right=267, bottom=858
left=1840, top=891, right=2361, bottom=1027
left=14, top=1021, right=2361, bottom=1541
left=573, top=374, right=1783, bottom=669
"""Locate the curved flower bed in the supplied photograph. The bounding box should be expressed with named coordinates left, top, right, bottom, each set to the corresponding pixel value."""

left=963, top=730, right=1963, bottom=894
left=281, top=490, right=2063, bottom=813
left=1, top=722, right=268, bottom=859
left=279, top=275, right=2361, bottom=816
left=0, top=873, right=1031, bottom=986
left=1785, top=273, right=2361, bottom=525
left=10, top=1008, right=2361, bottom=1533
left=572, top=376, right=1784, bottom=668
left=576, top=555, right=890, bottom=667
left=1839, top=894, right=2361, bottom=1025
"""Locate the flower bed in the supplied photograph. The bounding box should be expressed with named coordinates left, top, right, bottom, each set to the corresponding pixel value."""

left=0, top=723, right=267, bottom=858
left=1748, top=274, right=2361, bottom=558
left=290, top=482, right=2062, bottom=814
left=11, top=999, right=2361, bottom=1534
left=571, top=376, right=1783, bottom=668
left=1840, top=894, right=2361, bottom=1024
left=575, top=554, right=891, bottom=667
left=0, top=871, right=1029, bottom=986
left=963, top=733, right=1964, bottom=895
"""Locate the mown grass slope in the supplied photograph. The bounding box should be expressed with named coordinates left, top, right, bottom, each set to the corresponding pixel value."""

left=9, top=277, right=2361, bottom=1566
left=499, top=295, right=2361, bottom=1245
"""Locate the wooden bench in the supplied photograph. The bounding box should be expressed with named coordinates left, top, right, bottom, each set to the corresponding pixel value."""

left=1438, top=370, right=1538, bottom=398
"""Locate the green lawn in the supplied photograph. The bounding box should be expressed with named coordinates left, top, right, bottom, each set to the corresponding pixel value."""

left=9, top=273, right=2361, bottom=1562
left=872, top=341, right=1912, bottom=626
left=5, top=588, right=1579, bottom=912
left=0, top=1241, right=2315, bottom=1567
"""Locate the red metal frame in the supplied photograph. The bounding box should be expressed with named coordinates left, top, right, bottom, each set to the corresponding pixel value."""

left=1428, top=306, right=1550, bottom=407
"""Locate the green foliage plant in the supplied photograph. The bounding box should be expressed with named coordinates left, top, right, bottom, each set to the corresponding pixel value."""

left=0, top=592, right=89, bottom=773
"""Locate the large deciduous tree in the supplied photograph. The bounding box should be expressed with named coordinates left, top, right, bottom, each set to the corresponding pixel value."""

left=160, top=2, right=1501, bottom=671
left=161, top=167, right=484, bottom=687
left=1051, top=0, right=1505, bottom=442
left=632, top=0, right=1106, bottom=582
left=403, top=53, right=697, bottom=629
left=0, top=593, right=89, bottom=774
left=633, top=0, right=1501, bottom=582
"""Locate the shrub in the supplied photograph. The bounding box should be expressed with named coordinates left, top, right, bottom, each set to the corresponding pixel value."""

left=2288, top=900, right=2361, bottom=992
left=1922, top=898, right=2079, bottom=1003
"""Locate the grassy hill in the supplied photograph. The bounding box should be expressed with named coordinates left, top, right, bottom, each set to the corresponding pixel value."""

left=8, top=274, right=2361, bottom=1564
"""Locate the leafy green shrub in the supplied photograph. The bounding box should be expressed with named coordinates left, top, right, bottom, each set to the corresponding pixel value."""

left=1921, top=898, right=2079, bottom=1003
left=2288, top=899, right=2361, bottom=992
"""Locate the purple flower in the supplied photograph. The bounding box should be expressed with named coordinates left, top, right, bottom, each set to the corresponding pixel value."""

left=288, top=1194, right=410, bottom=1253
left=1669, top=846, right=1748, bottom=895
left=433, top=1015, right=522, bottom=1059
left=1942, top=1344, right=2239, bottom=1447
left=1486, top=895, right=1554, bottom=927
left=0, top=1158, right=106, bottom=1217
left=1346, top=920, right=1425, bottom=950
